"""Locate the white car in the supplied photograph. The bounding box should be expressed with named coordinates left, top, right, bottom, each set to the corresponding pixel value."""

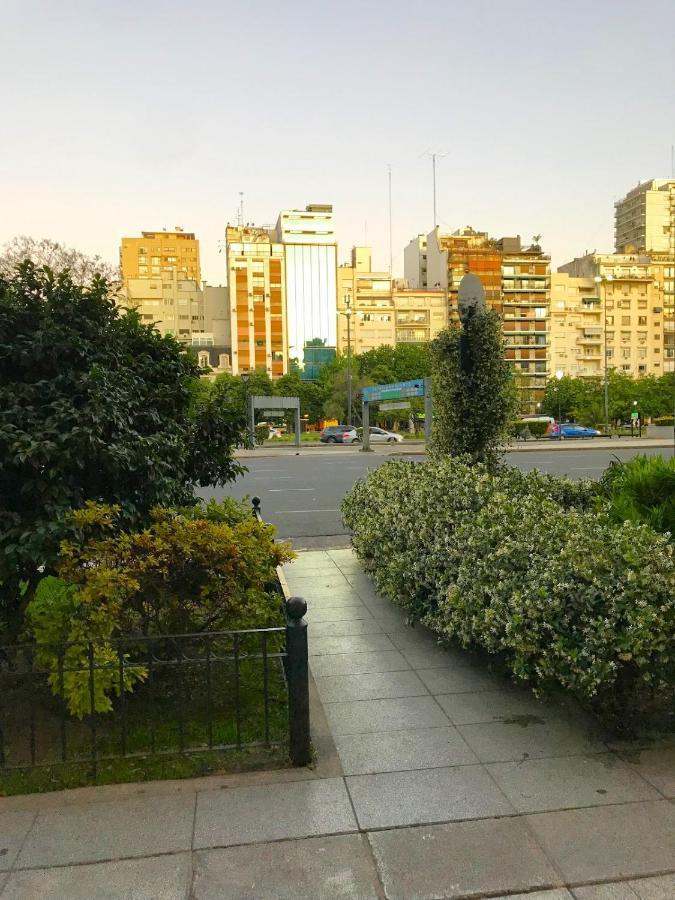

left=368, top=427, right=404, bottom=444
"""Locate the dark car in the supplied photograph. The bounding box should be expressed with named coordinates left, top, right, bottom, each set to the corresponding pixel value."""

left=320, top=425, right=360, bottom=444
left=546, top=423, right=601, bottom=439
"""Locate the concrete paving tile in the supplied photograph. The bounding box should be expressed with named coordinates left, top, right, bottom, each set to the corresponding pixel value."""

left=326, top=548, right=357, bottom=561
left=629, top=874, right=675, bottom=898
left=309, top=649, right=410, bottom=677
left=386, top=628, right=439, bottom=650
left=315, top=670, right=428, bottom=702
left=366, top=608, right=410, bottom=630
left=192, top=834, right=381, bottom=899
left=621, top=747, right=675, bottom=797
left=2, top=853, right=191, bottom=900
left=324, top=695, right=449, bottom=735
left=309, top=633, right=396, bottom=656
left=308, top=619, right=384, bottom=638
left=526, top=800, right=675, bottom=883
left=347, top=764, right=514, bottom=828
left=487, top=753, right=661, bottom=813
left=309, top=604, right=374, bottom=623
left=335, top=725, right=478, bottom=775
left=436, top=687, right=565, bottom=724
left=402, top=644, right=494, bottom=671
left=417, top=664, right=508, bottom=694
left=458, top=719, right=607, bottom=763
left=15, top=795, right=194, bottom=869
left=305, top=593, right=369, bottom=607
left=572, top=884, right=639, bottom=899
left=193, top=777, right=357, bottom=848
left=368, top=815, right=559, bottom=898
left=0, top=812, right=36, bottom=872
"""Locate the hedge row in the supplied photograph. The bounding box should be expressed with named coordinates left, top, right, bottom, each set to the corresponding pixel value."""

left=342, top=458, right=675, bottom=728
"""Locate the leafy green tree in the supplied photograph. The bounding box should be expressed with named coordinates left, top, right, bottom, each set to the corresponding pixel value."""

left=0, top=263, right=247, bottom=626
left=357, top=343, right=431, bottom=382
left=429, top=311, right=516, bottom=465
left=0, top=236, right=119, bottom=284
left=275, top=371, right=326, bottom=425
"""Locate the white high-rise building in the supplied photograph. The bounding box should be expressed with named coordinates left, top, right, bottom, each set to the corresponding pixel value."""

left=274, top=204, right=337, bottom=362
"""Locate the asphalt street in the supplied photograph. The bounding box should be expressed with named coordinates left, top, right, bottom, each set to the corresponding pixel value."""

left=199, top=445, right=672, bottom=547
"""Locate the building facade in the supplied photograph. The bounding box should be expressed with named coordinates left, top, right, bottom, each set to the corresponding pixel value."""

left=403, top=234, right=428, bottom=288
left=120, top=273, right=231, bottom=370
left=336, top=247, right=447, bottom=354
left=557, top=253, right=665, bottom=378
left=120, top=229, right=200, bottom=283
left=225, top=226, right=287, bottom=378
left=422, top=228, right=551, bottom=409
left=273, top=204, right=337, bottom=362
left=615, top=179, right=675, bottom=255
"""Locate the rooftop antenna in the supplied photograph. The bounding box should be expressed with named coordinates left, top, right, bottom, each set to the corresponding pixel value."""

left=238, top=192, right=244, bottom=227
left=387, top=163, right=393, bottom=275
left=422, top=150, right=448, bottom=228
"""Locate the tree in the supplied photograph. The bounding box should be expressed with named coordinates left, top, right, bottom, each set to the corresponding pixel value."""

left=0, top=263, right=247, bottom=626
left=274, top=371, right=326, bottom=425
left=357, top=344, right=431, bottom=382
left=429, top=310, right=516, bottom=465
left=0, top=236, right=119, bottom=284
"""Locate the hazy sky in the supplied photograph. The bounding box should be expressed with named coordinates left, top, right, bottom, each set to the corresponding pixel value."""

left=2, top=0, right=674, bottom=282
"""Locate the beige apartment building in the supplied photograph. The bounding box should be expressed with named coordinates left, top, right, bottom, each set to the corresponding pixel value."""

left=615, top=179, right=675, bottom=255
left=614, top=178, right=675, bottom=370
left=556, top=253, right=665, bottom=378
left=418, top=228, right=551, bottom=409
left=403, top=234, right=428, bottom=288
left=120, top=272, right=231, bottom=373
left=225, top=225, right=287, bottom=378
left=120, top=229, right=201, bottom=283
left=336, top=247, right=447, bottom=353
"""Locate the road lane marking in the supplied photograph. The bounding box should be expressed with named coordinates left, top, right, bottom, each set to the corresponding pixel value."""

left=276, top=509, right=340, bottom=514
left=268, top=488, right=314, bottom=492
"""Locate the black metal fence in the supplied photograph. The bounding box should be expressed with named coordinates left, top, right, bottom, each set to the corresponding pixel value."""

left=0, top=499, right=311, bottom=781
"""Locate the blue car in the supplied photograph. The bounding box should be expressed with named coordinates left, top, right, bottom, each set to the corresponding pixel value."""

left=547, top=423, right=601, bottom=439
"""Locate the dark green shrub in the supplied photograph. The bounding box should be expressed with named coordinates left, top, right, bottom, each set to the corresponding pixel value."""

left=598, top=454, right=675, bottom=537
left=511, top=421, right=549, bottom=439
left=429, top=312, right=516, bottom=465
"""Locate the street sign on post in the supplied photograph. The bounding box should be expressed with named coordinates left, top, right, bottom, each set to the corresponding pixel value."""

left=380, top=401, right=411, bottom=411
left=361, top=379, right=429, bottom=451
left=362, top=379, right=425, bottom=402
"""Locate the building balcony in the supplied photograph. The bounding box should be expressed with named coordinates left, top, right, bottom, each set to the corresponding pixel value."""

left=502, top=285, right=549, bottom=293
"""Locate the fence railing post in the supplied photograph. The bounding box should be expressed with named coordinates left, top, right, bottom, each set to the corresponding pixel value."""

left=285, top=596, right=310, bottom=766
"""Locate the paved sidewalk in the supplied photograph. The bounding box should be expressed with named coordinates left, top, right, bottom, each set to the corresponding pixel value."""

left=1, top=550, right=673, bottom=898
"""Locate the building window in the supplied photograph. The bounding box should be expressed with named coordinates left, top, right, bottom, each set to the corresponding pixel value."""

left=638, top=316, right=647, bottom=325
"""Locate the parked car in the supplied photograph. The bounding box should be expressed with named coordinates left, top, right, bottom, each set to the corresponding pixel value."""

left=320, top=425, right=360, bottom=444
left=546, top=423, right=602, bottom=439
left=365, top=426, right=404, bottom=444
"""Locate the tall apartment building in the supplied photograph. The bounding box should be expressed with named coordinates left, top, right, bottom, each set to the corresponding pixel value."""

left=336, top=247, right=447, bottom=354
left=614, top=178, right=675, bottom=372
left=425, top=227, right=503, bottom=317
left=499, top=237, right=551, bottom=408
left=273, top=204, right=337, bottom=362
left=120, top=229, right=200, bottom=283
left=403, top=234, right=428, bottom=288
left=557, top=253, right=664, bottom=378
left=225, top=226, right=287, bottom=377
left=422, top=228, right=550, bottom=409
left=615, top=179, right=675, bottom=255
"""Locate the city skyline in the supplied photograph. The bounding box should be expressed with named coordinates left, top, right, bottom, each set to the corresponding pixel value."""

left=3, top=1, right=675, bottom=284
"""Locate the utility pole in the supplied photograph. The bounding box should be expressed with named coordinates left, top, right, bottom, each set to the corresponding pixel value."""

left=423, top=151, right=447, bottom=228
left=388, top=163, right=393, bottom=275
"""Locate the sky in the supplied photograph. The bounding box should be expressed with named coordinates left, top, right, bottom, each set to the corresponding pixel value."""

left=2, top=0, right=674, bottom=283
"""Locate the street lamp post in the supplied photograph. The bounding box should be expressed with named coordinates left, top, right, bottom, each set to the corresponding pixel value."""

left=555, top=369, right=564, bottom=439
left=594, top=273, right=613, bottom=435
left=339, top=296, right=354, bottom=426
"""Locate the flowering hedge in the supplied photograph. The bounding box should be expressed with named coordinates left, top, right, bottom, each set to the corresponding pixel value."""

left=342, top=459, right=674, bottom=727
